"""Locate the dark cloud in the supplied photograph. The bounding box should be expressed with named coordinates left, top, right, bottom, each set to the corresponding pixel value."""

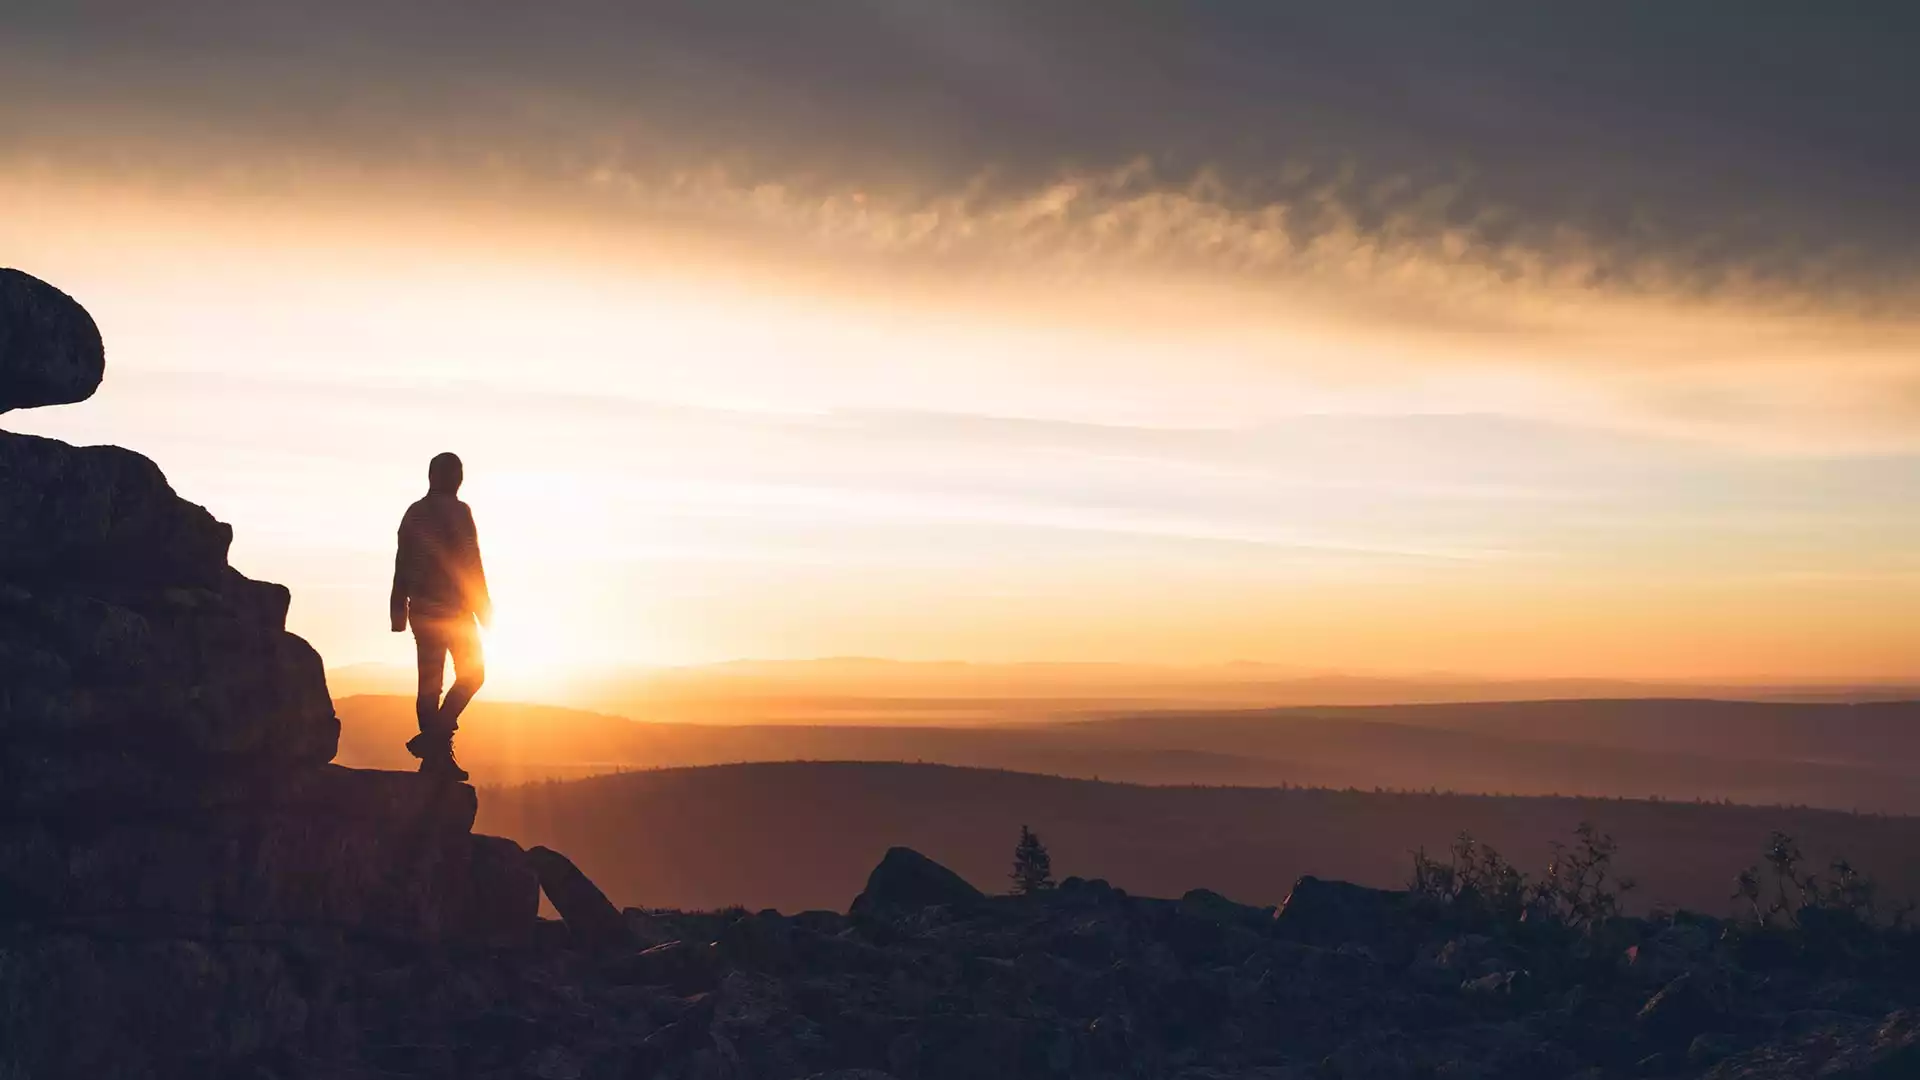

left=3, top=2, right=1916, bottom=296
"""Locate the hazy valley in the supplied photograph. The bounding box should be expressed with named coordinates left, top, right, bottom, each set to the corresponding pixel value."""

left=474, top=759, right=1920, bottom=918
left=333, top=691, right=1920, bottom=917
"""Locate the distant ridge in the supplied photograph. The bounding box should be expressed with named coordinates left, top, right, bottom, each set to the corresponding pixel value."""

left=327, top=657, right=1920, bottom=716
left=336, top=694, right=1920, bottom=813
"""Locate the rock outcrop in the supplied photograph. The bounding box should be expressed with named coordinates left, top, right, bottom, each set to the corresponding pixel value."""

left=0, top=271, right=535, bottom=945
left=0, top=271, right=543, bottom=1076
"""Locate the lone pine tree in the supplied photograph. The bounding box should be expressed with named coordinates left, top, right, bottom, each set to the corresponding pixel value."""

left=1010, top=824, right=1055, bottom=895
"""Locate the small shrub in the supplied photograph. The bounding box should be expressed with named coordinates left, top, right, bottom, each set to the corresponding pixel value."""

left=1010, top=824, right=1055, bottom=895
left=1408, top=831, right=1530, bottom=922
left=1409, top=822, right=1632, bottom=932
left=1455, top=834, right=1531, bottom=921
left=1733, top=831, right=1883, bottom=930
left=1409, top=844, right=1457, bottom=901
left=1536, top=822, right=1636, bottom=932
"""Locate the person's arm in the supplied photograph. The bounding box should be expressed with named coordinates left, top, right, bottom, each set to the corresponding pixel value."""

left=389, top=517, right=411, bottom=632
left=465, top=504, right=493, bottom=628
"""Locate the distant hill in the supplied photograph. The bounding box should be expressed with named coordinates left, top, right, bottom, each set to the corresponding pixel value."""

left=475, top=760, right=1920, bottom=916
left=336, top=694, right=1920, bottom=812
left=1095, top=699, right=1920, bottom=770
left=335, top=693, right=1335, bottom=787
left=1062, top=699, right=1920, bottom=812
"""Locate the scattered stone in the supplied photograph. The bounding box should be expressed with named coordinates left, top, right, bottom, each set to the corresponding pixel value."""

left=1179, top=887, right=1275, bottom=929
left=1462, top=970, right=1524, bottom=996
left=524, top=1044, right=585, bottom=1080
left=1688, top=1031, right=1737, bottom=1066
left=1705, top=1009, right=1920, bottom=1078
left=531, top=916, right=573, bottom=950
left=623, top=906, right=679, bottom=947
left=720, top=908, right=799, bottom=971
left=1638, top=972, right=1724, bottom=1047
left=604, top=940, right=722, bottom=994
left=848, top=846, right=985, bottom=915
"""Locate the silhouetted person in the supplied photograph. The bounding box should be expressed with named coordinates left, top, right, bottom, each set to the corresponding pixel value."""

left=390, top=452, right=490, bottom=781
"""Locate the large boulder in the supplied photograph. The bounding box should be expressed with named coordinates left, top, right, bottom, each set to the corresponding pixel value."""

left=0, top=268, right=104, bottom=413
left=466, top=834, right=544, bottom=947
left=849, top=847, right=985, bottom=916
left=1638, top=972, right=1725, bottom=1048
left=526, top=844, right=632, bottom=948
left=1272, top=875, right=1410, bottom=949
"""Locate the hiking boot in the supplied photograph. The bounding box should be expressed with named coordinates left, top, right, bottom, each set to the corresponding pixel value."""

left=404, top=731, right=436, bottom=759
left=418, top=735, right=470, bottom=782
left=420, top=756, right=470, bottom=782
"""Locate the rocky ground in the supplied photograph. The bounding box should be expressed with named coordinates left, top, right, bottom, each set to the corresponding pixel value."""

left=11, top=842, right=1920, bottom=1079
left=3, top=268, right=1918, bottom=1079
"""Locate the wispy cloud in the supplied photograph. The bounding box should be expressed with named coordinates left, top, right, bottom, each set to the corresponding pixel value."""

left=5, top=1, right=1919, bottom=673
left=4, top=2, right=1915, bottom=293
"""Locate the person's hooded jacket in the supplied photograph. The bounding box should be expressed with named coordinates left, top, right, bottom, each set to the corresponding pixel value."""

left=390, top=468, right=491, bottom=628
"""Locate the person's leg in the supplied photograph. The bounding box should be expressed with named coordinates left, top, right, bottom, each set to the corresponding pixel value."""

left=436, top=615, right=487, bottom=731
left=413, top=621, right=450, bottom=733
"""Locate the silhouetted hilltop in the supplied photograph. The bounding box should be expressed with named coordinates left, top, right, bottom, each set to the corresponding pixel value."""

left=1065, top=701, right=1920, bottom=813
left=1086, top=699, right=1920, bottom=773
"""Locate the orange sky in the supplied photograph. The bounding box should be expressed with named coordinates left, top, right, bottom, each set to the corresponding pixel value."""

left=3, top=6, right=1917, bottom=687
